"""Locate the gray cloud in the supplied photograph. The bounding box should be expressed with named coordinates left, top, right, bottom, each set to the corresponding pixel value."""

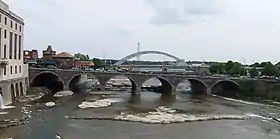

left=147, top=0, right=218, bottom=25
left=4, top=0, right=280, bottom=64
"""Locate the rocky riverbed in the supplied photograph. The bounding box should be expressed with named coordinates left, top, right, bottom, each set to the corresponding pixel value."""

left=1, top=90, right=280, bottom=139
left=0, top=90, right=74, bottom=130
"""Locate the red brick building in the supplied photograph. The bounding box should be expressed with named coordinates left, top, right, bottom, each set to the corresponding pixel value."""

left=23, top=49, right=38, bottom=64
left=43, top=45, right=56, bottom=60
left=74, top=61, right=95, bottom=69
left=53, top=52, right=75, bottom=68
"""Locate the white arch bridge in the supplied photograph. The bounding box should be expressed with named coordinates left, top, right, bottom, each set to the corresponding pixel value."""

left=113, top=51, right=187, bottom=66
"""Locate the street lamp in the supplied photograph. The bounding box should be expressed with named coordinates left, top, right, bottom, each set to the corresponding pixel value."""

left=241, top=58, right=246, bottom=65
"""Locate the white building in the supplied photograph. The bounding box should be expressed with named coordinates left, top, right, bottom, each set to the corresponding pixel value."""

left=0, top=0, right=28, bottom=105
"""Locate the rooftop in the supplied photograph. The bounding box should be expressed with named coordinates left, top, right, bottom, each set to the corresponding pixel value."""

left=43, top=45, right=56, bottom=55
left=75, top=61, right=95, bottom=66
left=53, top=52, right=74, bottom=58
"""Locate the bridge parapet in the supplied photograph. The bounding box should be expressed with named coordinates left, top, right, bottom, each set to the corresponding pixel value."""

left=28, top=68, right=227, bottom=92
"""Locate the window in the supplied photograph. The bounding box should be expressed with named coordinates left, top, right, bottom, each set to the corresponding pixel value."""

left=3, top=45, right=6, bottom=58
left=4, top=30, right=6, bottom=38
left=10, top=66, right=12, bottom=74
left=4, top=17, right=7, bottom=25
left=0, top=14, right=1, bottom=23
left=4, top=67, right=6, bottom=75
left=19, top=26, right=21, bottom=32
left=15, top=23, right=17, bottom=30
left=19, top=35, right=21, bottom=59
left=14, top=34, right=17, bottom=59
left=19, top=65, right=21, bottom=73
left=15, top=66, right=17, bottom=74
left=9, top=32, right=13, bottom=59
left=10, top=20, right=13, bottom=28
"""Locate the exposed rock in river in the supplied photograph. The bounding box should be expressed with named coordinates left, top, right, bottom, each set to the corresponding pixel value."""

left=0, top=112, right=8, bottom=115
left=78, top=99, right=121, bottom=109
left=45, top=102, right=56, bottom=107
left=54, top=91, right=74, bottom=97
left=115, top=106, right=249, bottom=124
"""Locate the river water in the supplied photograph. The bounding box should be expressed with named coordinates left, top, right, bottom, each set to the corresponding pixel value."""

left=1, top=80, right=280, bottom=139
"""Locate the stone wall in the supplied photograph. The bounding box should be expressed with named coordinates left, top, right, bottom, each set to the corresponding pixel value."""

left=238, top=80, right=280, bottom=101
left=0, top=77, right=28, bottom=105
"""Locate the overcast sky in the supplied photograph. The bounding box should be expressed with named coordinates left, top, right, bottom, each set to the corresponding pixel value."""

left=4, top=0, right=280, bottom=64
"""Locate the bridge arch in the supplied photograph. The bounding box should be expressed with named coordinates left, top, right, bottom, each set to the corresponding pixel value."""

left=15, top=83, right=20, bottom=98
left=67, top=74, right=83, bottom=92
left=11, top=84, right=15, bottom=102
left=177, top=78, right=208, bottom=94
left=30, top=71, right=64, bottom=93
left=211, top=80, right=240, bottom=97
left=114, top=51, right=182, bottom=65
left=141, top=76, right=174, bottom=95
left=103, top=75, right=139, bottom=94
left=20, top=82, right=24, bottom=96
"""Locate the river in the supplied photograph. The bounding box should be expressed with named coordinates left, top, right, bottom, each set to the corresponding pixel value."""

left=0, top=80, right=280, bottom=139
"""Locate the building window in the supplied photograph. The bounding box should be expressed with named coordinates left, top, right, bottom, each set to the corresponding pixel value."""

left=4, top=17, right=7, bottom=25
left=0, top=14, right=1, bottom=23
left=15, top=66, right=17, bottom=74
left=4, top=45, right=6, bottom=58
left=19, top=35, right=21, bottom=59
left=19, top=65, right=21, bottom=73
left=15, top=23, right=17, bottom=30
left=4, top=67, right=6, bottom=75
left=19, top=26, right=22, bottom=32
left=4, top=30, right=6, bottom=38
left=10, top=66, right=12, bottom=74
left=10, top=20, right=13, bottom=28
left=14, top=34, right=17, bottom=59
left=9, top=32, right=13, bottom=59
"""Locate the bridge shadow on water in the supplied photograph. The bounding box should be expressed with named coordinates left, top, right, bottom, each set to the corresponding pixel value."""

left=211, top=80, right=240, bottom=98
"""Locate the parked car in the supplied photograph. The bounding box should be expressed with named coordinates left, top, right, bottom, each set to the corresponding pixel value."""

left=72, top=67, right=80, bottom=70
left=85, top=68, right=94, bottom=71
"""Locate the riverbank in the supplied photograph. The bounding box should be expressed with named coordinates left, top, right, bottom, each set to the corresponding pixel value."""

left=0, top=89, right=74, bottom=130
left=0, top=100, right=32, bottom=130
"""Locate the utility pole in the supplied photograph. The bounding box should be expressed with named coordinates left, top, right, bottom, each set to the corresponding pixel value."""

left=103, top=51, right=106, bottom=68
left=137, top=42, right=140, bottom=62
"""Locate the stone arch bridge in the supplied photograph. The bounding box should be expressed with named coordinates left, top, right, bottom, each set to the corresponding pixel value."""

left=29, top=68, right=243, bottom=96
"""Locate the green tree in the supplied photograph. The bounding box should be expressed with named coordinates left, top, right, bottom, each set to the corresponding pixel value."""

left=225, top=61, right=234, bottom=72
left=239, top=68, right=247, bottom=76
left=250, top=62, right=261, bottom=67
left=260, top=62, right=272, bottom=67
left=209, top=63, right=225, bottom=74
left=249, top=67, right=259, bottom=77
left=92, top=58, right=104, bottom=67
left=261, top=62, right=278, bottom=76
left=228, top=62, right=242, bottom=76
left=74, top=53, right=90, bottom=61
